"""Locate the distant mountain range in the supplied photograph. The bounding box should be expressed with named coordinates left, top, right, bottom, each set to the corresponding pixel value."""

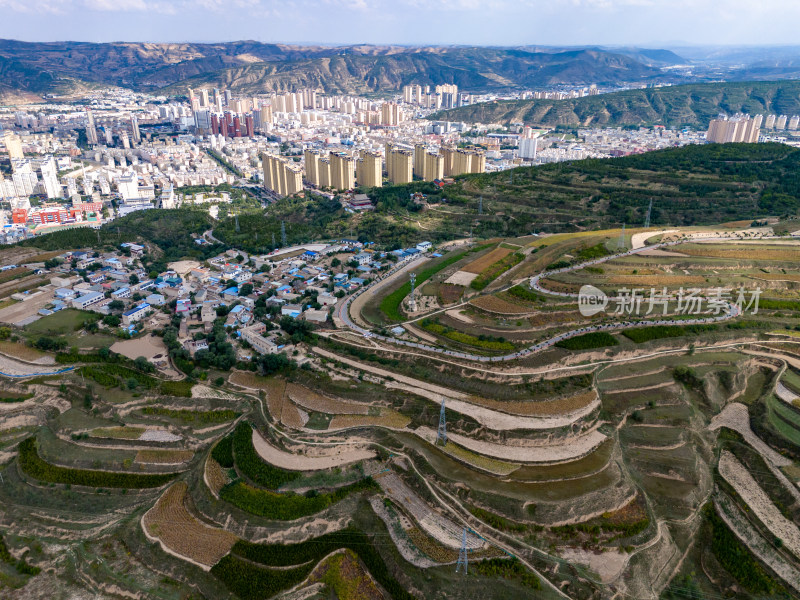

left=431, top=80, right=800, bottom=128
left=0, top=40, right=676, bottom=100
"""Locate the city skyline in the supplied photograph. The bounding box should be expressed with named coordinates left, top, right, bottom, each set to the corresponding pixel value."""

left=1, top=0, right=800, bottom=47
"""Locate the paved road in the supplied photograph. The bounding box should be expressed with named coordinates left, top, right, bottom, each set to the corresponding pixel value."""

left=336, top=234, right=774, bottom=362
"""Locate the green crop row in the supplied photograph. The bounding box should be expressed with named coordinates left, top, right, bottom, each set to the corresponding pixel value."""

left=556, top=331, right=618, bottom=350
left=142, top=407, right=238, bottom=424
left=220, top=478, right=378, bottom=521
left=18, top=437, right=175, bottom=489
left=213, top=528, right=415, bottom=600
left=422, top=320, right=515, bottom=352
left=231, top=422, right=300, bottom=489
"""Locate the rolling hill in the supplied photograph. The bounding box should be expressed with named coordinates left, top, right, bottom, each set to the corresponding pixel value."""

left=431, top=80, right=800, bottom=128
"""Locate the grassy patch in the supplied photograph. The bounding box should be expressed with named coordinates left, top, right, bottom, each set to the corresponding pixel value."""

left=141, top=407, right=238, bottom=424
left=421, top=319, right=515, bottom=352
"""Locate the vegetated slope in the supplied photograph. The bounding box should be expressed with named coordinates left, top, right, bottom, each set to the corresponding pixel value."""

left=432, top=80, right=800, bottom=128
left=0, top=40, right=667, bottom=97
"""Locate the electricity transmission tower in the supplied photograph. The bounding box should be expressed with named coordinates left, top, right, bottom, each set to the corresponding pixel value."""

left=408, top=272, right=417, bottom=312
left=272, top=232, right=276, bottom=248
left=455, top=528, right=468, bottom=574
left=280, top=220, right=287, bottom=246
left=478, top=196, right=483, bottom=215
left=644, top=198, right=653, bottom=229
left=437, top=397, right=447, bottom=445
left=618, top=223, right=626, bottom=250
left=234, top=212, right=240, bottom=233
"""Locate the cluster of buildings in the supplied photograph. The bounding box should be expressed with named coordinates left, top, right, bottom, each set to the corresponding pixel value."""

left=706, top=114, right=763, bottom=144
left=22, top=236, right=433, bottom=362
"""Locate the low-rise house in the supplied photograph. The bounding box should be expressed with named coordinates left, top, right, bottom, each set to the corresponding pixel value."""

left=111, top=287, right=131, bottom=299
left=184, top=339, right=209, bottom=356
left=241, top=323, right=279, bottom=354
left=122, top=303, right=150, bottom=326
left=145, top=293, right=166, bottom=306
left=72, top=291, right=104, bottom=310
left=281, top=303, right=303, bottom=318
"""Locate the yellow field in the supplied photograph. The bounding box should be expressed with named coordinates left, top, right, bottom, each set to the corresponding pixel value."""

left=91, top=426, right=145, bottom=439
left=752, top=274, right=800, bottom=282
left=680, top=245, right=800, bottom=261
left=470, top=389, right=597, bottom=417
left=607, top=275, right=706, bottom=286
left=0, top=341, right=47, bottom=361
left=204, top=456, right=229, bottom=496
left=286, top=383, right=369, bottom=415
left=143, top=482, right=237, bottom=567
left=462, top=247, right=513, bottom=274
left=135, top=449, right=193, bottom=464
left=329, top=410, right=410, bottom=430
left=470, top=294, right=534, bottom=314
left=440, top=440, right=518, bottom=475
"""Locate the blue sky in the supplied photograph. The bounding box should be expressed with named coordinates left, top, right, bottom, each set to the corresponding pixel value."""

left=0, top=0, right=798, bottom=46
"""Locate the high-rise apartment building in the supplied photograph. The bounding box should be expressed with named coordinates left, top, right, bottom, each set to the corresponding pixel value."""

left=261, top=153, right=303, bottom=197
left=403, top=84, right=423, bottom=104
left=789, top=116, right=800, bottom=131
left=423, top=152, right=444, bottom=181
left=381, top=102, right=403, bottom=126
left=38, top=156, right=61, bottom=199
left=356, top=150, right=382, bottom=188
left=386, top=146, right=412, bottom=184
left=706, top=114, right=762, bottom=144
left=130, top=115, right=141, bottom=143
left=441, top=146, right=486, bottom=176
left=304, top=149, right=322, bottom=187
left=85, top=110, right=98, bottom=145
left=329, top=152, right=355, bottom=191
left=199, top=89, right=209, bottom=108
left=519, top=137, right=538, bottom=160
left=776, top=115, right=788, bottom=130
left=414, top=144, right=426, bottom=179
left=765, top=114, right=776, bottom=129
left=3, top=133, right=23, bottom=160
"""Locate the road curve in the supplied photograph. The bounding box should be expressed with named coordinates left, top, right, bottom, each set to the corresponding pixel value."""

left=336, top=234, right=763, bottom=363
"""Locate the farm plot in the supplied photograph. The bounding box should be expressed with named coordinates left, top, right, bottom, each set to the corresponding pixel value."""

left=719, top=451, right=800, bottom=560
left=285, top=383, right=369, bottom=415
left=470, top=294, right=536, bottom=314
left=251, top=428, right=374, bottom=471
left=135, top=449, right=193, bottom=464
left=436, top=440, right=519, bottom=475
left=329, top=410, right=411, bottom=430
left=680, top=244, right=800, bottom=261
left=468, top=389, right=599, bottom=418
left=205, top=456, right=230, bottom=496
left=417, top=427, right=607, bottom=463
left=143, top=481, right=237, bottom=569
left=462, top=246, right=513, bottom=274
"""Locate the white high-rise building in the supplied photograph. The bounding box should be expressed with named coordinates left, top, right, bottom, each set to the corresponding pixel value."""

left=38, top=156, right=61, bottom=199
left=86, top=110, right=99, bottom=145
left=519, top=137, right=538, bottom=160
left=116, top=172, right=139, bottom=201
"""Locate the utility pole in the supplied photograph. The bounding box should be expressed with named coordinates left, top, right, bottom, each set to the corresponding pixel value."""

left=437, top=397, right=447, bottom=445
left=408, top=272, right=417, bottom=312
left=455, top=528, right=468, bottom=574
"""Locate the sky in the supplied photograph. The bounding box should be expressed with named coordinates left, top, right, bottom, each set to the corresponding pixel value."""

left=1, top=0, right=800, bottom=47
